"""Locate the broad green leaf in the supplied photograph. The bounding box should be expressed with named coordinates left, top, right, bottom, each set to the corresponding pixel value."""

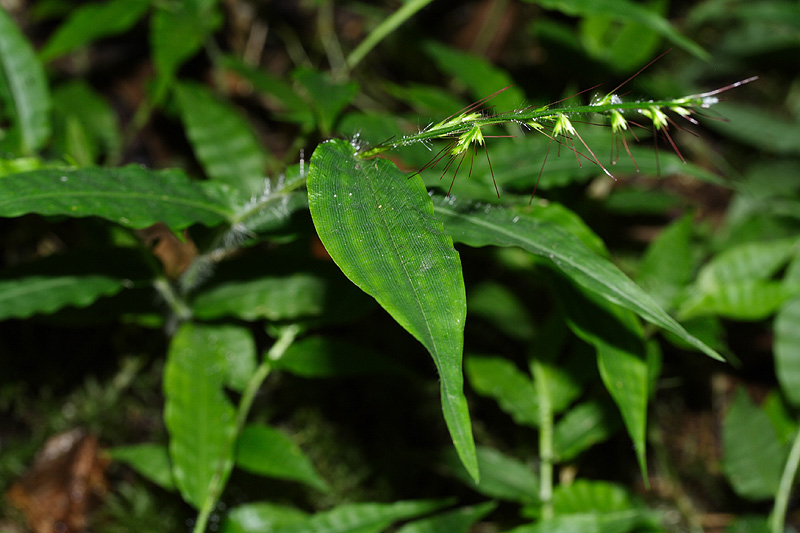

left=0, top=247, right=150, bottom=319
left=679, top=280, right=800, bottom=320
left=236, top=423, right=329, bottom=492
left=722, top=388, right=785, bottom=500
left=0, top=7, right=51, bottom=155
left=222, top=503, right=309, bottom=533
left=307, top=139, right=476, bottom=480
left=275, top=336, right=410, bottom=378
left=0, top=275, right=125, bottom=320
left=553, top=399, right=621, bottom=461
left=293, top=68, right=359, bottom=136
left=528, top=0, right=708, bottom=60
left=52, top=80, right=121, bottom=165
left=395, top=502, right=497, bottom=533
left=557, top=278, right=649, bottom=477
left=695, top=237, right=798, bottom=288
left=150, top=0, right=222, bottom=101
left=164, top=322, right=237, bottom=508
left=0, top=165, right=233, bottom=231
left=442, top=446, right=539, bottom=505
left=108, top=443, right=176, bottom=491
left=467, top=282, right=536, bottom=341
left=38, top=0, right=150, bottom=62
left=466, top=354, right=539, bottom=428
left=432, top=196, right=722, bottom=361
left=274, top=500, right=453, bottom=533
left=174, top=82, right=268, bottom=193
left=191, top=261, right=372, bottom=323
left=206, top=324, right=256, bottom=393
left=775, top=298, right=800, bottom=406
left=636, top=215, right=695, bottom=310
left=423, top=41, right=525, bottom=113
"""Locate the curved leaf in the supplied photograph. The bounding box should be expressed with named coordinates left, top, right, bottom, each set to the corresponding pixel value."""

left=553, top=400, right=620, bottom=461
left=175, top=82, right=268, bottom=193
left=277, top=500, right=452, bottom=533
left=222, top=503, right=308, bottom=533
left=0, top=7, right=51, bottom=155
left=775, top=298, right=800, bottom=407
left=466, top=355, right=539, bottom=428
left=38, top=0, right=150, bottom=62
left=307, top=139, right=476, bottom=479
left=441, top=446, right=539, bottom=505
left=236, top=423, right=329, bottom=492
left=108, top=443, right=176, bottom=491
left=0, top=165, right=233, bottom=230
left=432, top=196, right=722, bottom=361
left=0, top=275, right=124, bottom=319
left=164, top=323, right=237, bottom=508
left=396, top=501, right=497, bottom=533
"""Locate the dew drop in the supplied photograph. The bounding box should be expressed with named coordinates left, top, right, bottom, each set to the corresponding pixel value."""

left=59, top=176, right=68, bottom=182
left=512, top=216, right=520, bottom=223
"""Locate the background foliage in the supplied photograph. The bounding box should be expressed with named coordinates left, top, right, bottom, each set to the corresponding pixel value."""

left=0, top=0, right=798, bottom=532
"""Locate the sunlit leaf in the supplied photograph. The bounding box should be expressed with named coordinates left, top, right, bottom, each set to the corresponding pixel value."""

left=307, top=139, right=476, bottom=480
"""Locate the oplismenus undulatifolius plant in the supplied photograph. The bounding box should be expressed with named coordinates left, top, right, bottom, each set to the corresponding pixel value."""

left=2, top=1, right=798, bottom=533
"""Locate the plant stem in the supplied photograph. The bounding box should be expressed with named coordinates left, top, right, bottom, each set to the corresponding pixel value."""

left=532, top=359, right=554, bottom=520
left=191, top=324, right=300, bottom=533
left=770, top=427, right=800, bottom=533
left=346, top=0, right=436, bottom=71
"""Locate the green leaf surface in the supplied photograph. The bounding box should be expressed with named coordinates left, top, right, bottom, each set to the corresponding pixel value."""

left=636, top=215, right=695, bottom=310
left=175, top=82, right=268, bottom=193
left=293, top=68, right=359, bottom=136
left=205, top=324, right=256, bottom=393
left=395, top=502, right=497, bottom=533
left=0, top=275, right=125, bottom=319
left=164, top=322, right=237, bottom=509
left=222, top=503, right=309, bottom=533
left=0, top=7, right=51, bottom=155
left=442, top=446, right=539, bottom=505
left=236, top=423, right=329, bottom=492
left=108, top=443, right=176, bottom=491
left=38, top=0, right=150, bottom=62
left=558, top=279, right=649, bottom=477
left=722, top=388, right=785, bottom=500
left=466, top=354, right=539, bottom=428
left=275, top=336, right=410, bottom=378
left=307, top=139, right=476, bottom=480
left=707, top=102, right=800, bottom=156
left=432, top=196, right=722, bottom=361
left=680, top=280, right=800, bottom=320
left=274, top=500, right=453, bottom=533
left=775, top=298, right=800, bottom=406
left=553, top=399, right=621, bottom=461
left=423, top=41, right=525, bottom=113
left=51, top=81, right=121, bottom=165
left=528, top=0, right=708, bottom=60
left=0, top=165, right=232, bottom=230
left=467, top=282, right=536, bottom=341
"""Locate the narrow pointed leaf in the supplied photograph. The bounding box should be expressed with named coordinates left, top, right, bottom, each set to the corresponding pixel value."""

left=432, top=197, right=722, bottom=361
left=164, top=323, right=237, bottom=508
left=275, top=500, right=453, bottom=533
left=0, top=275, right=125, bottom=319
left=553, top=400, right=621, bottom=461
left=0, top=165, right=233, bottom=231
left=307, top=139, right=476, bottom=480
left=465, top=355, right=539, bottom=427
left=395, top=501, right=497, bottom=533
left=0, top=7, right=51, bottom=155
left=236, top=423, right=329, bottom=492
left=38, top=0, right=150, bottom=62
left=175, top=82, right=268, bottom=193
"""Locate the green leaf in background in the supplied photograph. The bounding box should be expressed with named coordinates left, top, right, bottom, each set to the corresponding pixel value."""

left=0, top=7, right=51, bottom=155
left=679, top=280, right=800, bottom=320
left=557, top=279, right=649, bottom=478
left=0, top=275, right=125, bottom=320
left=222, top=503, right=309, bottom=533
left=527, top=0, right=709, bottom=60
left=108, top=443, right=176, bottom=491
left=307, top=139, right=476, bottom=480
left=467, top=282, right=536, bottom=342
left=722, top=388, right=785, bottom=500
left=432, top=197, right=723, bottom=361
left=553, top=399, right=621, bottom=461
left=38, top=0, right=150, bottom=62
left=442, top=446, right=539, bottom=505
left=52, top=80, right=122, bottom=165
left=150, top=0, right=222, bottom=102
left=466, top=354, right=539, bottom=428
left=423, top=41, right=526, bottom=113
left=275, top=336, right=411, bottom=378
left=395, top=501, right=497, bottom=533
left=235, top=423, right=329, bottom=492
left=205, top=324, right=256, bottom=393
left=0, top=165, right=233, bottom=231
left=293, top=68, right=359, bottom=136
left=707, top=103, right=800, bottom=156
left=175, top=82, right=269, bottom=193
left=775, top=298, right=800, bottom=407
left=275, top=499, right=453, bottom=533
left=636, top=214, right=695, bottom=311
left=164, top=322, right=237, bottom=508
